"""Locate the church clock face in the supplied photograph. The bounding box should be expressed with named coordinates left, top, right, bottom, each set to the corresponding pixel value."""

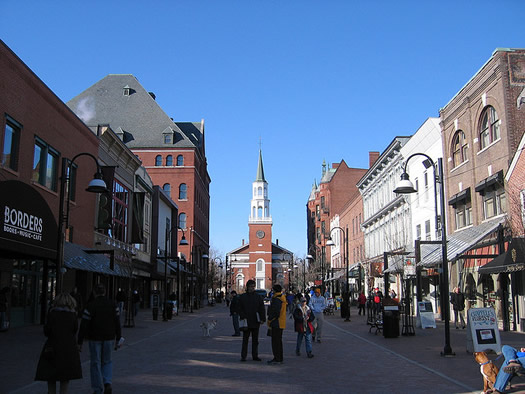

left=256, top=230, right=265, bottom=239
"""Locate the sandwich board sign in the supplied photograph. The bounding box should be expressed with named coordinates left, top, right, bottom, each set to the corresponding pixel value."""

left=418, top=301, right=436, bottom=329
left=466, top=307, right=501, bottom=353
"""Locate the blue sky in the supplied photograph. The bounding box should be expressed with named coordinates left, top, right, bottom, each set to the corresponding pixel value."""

left=2, top=0, right=524, bottom=258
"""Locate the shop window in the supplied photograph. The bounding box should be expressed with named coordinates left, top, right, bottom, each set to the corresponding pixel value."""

left=452, top=130, right=468, bottom=167
left=32, top=137, right=58, bottom=191
left=2, top=116, right=21, bottom=171
left=479, top=106, right=500, bottom=150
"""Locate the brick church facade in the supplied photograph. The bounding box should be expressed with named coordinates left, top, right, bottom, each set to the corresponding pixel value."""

left=227, top=150, right=293, bottom=293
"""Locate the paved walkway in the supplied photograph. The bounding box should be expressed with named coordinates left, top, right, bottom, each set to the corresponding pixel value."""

left=2, top=304, right=525, bottom=393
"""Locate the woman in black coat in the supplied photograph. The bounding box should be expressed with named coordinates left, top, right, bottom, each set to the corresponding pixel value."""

left=35, top=292, right=82, bottom=393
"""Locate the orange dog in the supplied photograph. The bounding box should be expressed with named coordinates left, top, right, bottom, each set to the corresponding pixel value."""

left=474, top=351, right=499, bottom=393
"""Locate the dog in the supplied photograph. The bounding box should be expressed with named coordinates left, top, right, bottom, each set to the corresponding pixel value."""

left=474, top=351, right=499, bottom=393
left=200, top=320, right=217, bottom=337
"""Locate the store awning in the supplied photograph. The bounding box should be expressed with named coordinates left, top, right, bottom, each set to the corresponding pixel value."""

left=448, top=187, right=471, bottom=207
left=326, top=270, right=345, bottom=281
left=419, top=216, right=506, bottom=268
left=475, top=170, right=504, bottom=196
left=478, top=238, right=525, bottom=274
left=64, top=242, right=127, bottom=277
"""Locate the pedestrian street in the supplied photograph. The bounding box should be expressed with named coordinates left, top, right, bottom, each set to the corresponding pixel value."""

left=8, top=303, right=524, bottom=393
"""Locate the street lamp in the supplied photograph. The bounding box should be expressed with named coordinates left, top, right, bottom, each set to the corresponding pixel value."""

left=213, top=257, right=223, bottom=301
left=394, top=154, right=454, bottom=357
left=178, top=228, right=189, bottom=315
left=327, top=225, right=349, bottom=321
left=56, top=153, right=107, bottom=294
left=296, top=258, right=306, bottom=292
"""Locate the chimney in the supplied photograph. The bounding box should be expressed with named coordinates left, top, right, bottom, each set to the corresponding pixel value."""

left=242, top=239, right=245, bottom=246
left=276, top=239, right=279, bottom=245
left=369, top=151, right=380, bottom=168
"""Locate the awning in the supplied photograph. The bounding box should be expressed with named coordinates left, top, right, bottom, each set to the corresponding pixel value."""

left=478, top=238, right=525, bottom=274
left=326, top=270, right=345, bottom=282
left=475, top=170, right=503, bottom=195
left=64, top=242, right=127, bottom=277
left=419, top=216, right=506, bottom=268
left=448, top=187, right=471, bottom=207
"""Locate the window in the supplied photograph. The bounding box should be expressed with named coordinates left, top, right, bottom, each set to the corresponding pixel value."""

left=166, top=155, right=173, bottom=166
left=164, top=134, right=172, bottom=144
left=179, top=183, right=187, bottom=199
left=321, top=221, right=325, bottom=238
left=258, top=187, right=262, bottom=196
left=415, top=178, right=419, bottom=207
left=256, top=259, right=264, bottom=272
left=111, top=180, right=129, bottom=242
left=257, top=206, right=262, bottom=217
left=452, top=131, right=468, bottom=167
left=479, top=106, right=500, bottom=149
left=2, top=117, right=21, bottom=171
left=416, top=224, right=421, bottom=240
left=455, top=202, right=472, bottom=229
left=32, top=138, right=58, bottom=191
left=155, top=155, right=162, bottom=166
left=179, top=213, right=187, bottom=229
left=483, top=187, right=506, bottom=219
left=176, top=155, right=184, bottom=166
left=163, top=183, right=171, bottom=196
left=425, top=220, right=431, bottom=240
left=321, top=196, right=325, bottom=209
left=423, top=172, right=429, bottom=202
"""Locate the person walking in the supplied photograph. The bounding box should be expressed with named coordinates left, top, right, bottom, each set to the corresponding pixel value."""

left=267, top=284, right=287, bottom=365
left=35, top=293, right=82, bottom=394
left=115, top=288, right=126, bottom=319
left=357, top=291, right=367, bottom=316
left=450, top=287, right=466, bottom=329
left=293, top=296, right=315, bottom=358
left=78, top=283, right=122, bottom=394
left=308, top=288, right=326, bottom=343
left=238, top=280, right=266, bottom=362
left=229, top=290, right=241, bottom=336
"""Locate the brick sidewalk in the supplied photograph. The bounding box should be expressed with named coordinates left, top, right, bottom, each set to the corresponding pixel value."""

left=2, top=304, right=525, bottom=393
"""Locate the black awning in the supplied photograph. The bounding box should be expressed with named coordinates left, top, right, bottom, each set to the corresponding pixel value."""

left=475, top=170, right=503, bottom=195
left=64, top=242, right=127, bottom=277
left=478, top=238, right=525, bottom=274
left=448, top=187, right=471, bottom=207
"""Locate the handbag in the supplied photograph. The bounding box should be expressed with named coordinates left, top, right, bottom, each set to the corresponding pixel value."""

left=239, top=318, right=248, bottom=331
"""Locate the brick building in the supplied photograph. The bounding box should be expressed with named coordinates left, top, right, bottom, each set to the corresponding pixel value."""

left=67, top=74, right=210, bottom=306
left=227, top=150, right=292, bottom=293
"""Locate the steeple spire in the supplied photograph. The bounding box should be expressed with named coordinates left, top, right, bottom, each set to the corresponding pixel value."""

left=255, top=149, right=266, bottom=182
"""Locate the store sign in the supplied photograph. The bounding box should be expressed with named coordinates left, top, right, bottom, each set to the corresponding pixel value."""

left=466, top=307, right=501, bottom=354
left=0, top=180, right=57, bottom=259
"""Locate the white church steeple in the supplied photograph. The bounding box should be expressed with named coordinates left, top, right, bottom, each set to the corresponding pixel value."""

left=249, top=149, right=272, bottom=223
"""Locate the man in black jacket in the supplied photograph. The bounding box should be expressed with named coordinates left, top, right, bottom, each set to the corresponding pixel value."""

left=450, top=287, right=466, bottom=329
left=78, top=283, right=121, bottom=394
left=238, top=280, right=266, bottom=362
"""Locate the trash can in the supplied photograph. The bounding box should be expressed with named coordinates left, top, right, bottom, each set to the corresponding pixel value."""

left=383, top=305, right=400, bottom=338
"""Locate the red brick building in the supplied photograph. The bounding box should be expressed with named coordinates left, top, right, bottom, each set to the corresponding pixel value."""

left=67, top=75, right=210, bottom=304
left=0, top=40, right=101, bottom=326
left=227, top=150, right=292, bottom=293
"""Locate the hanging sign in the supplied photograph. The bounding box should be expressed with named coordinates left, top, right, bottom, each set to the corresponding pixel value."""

left=418, top=301, right=436, bottom=329
left=466, top=307, right=501, bottom=353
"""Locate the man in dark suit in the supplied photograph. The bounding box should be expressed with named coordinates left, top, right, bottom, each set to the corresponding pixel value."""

left=238, top=280, right=266, bottom=362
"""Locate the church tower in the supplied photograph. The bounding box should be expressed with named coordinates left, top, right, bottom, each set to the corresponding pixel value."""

left=248, top=149, right=273, bottom=290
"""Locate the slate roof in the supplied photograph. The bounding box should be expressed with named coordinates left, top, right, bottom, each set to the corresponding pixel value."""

left=66, top=74, right=203, bottom=150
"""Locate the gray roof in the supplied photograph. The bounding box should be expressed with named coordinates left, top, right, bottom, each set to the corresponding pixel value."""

left=67, top=74, right=203, bottom=150
left=255, top=149, right=266, bottom=182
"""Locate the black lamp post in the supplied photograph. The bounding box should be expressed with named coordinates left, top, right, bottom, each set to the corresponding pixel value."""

left=56, top=153, right=107, bottom=295
left=394, top=154, right=454, bottom=357
left=213, top=257, right=223, bottom=301
left=178, top=228, right=189, bottom=315
left=327, top=226, right=349, bottom=321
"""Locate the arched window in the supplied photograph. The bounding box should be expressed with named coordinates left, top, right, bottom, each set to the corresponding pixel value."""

left=179, top=213, right=187, bottom=229
left=479, top=106, right=500, bottom=149
left=256, top=259, right=264, bottom=272
left=176, top=155, right=184, bottom=166
left=155, top=155, right=162, bottom=166
left=452, top=130, right=468, bottom=167
left=179, top=183, right=187, bottom=199
left=257, top=206, right=263, bottom=218
left=258, top=186, right=262, bottom=196
left=166, top=155, right=173, bottom=166
left=163, top=183, right=171, bottom=196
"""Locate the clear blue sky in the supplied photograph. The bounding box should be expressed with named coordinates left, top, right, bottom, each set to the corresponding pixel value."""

left=2, top=0, right=524, bottom=259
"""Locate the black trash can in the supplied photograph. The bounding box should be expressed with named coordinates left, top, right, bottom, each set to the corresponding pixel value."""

left=151, top=291, right=160, bottom=321
left=383, top=305, right=400, bottom=338
left=165, top=301, right=173, bottom=319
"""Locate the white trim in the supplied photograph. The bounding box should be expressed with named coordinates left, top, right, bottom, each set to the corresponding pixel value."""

left=477, top=137, right=501, bottom=155
left=506, top=132, right=525, bottom=181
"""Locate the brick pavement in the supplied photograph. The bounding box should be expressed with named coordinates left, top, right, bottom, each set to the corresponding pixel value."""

left=2, top=304, right=525, bottom=393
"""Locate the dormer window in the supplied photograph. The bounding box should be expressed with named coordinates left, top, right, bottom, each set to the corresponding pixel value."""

left=164, top=134, right=172, bottom=144
left=162, top=126, right=174, bottom=144
left=123, top=85, right=132, bottom=96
